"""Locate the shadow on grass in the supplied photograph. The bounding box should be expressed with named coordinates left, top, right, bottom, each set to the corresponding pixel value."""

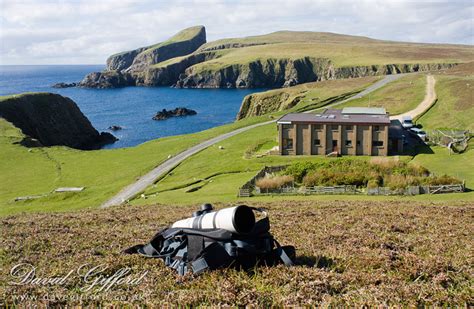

left=296, top=255, right=335, bottom=268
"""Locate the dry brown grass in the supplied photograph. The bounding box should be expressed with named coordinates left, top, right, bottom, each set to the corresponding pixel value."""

left=255, top=175, right=294, bottom=189
left=1, top=201, right=473, bottom=306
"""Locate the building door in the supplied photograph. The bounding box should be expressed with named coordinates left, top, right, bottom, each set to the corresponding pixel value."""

left=332, top=140, right=338, bottom=152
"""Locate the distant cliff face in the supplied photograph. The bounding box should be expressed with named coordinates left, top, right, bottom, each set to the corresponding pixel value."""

left=176, top=59, right=457, bottom=89
left=79, top=26, right=206, bottom=88
left=106, top=47, right=148, bottom=71
left=0, top=93, right=116, bottom=150
left=77, top=27, right=470, bottom=90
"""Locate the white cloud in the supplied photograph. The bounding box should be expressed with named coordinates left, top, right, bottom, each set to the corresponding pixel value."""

left=0, top=0, right=472, bottom=64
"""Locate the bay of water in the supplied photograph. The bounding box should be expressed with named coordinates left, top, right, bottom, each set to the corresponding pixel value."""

left=0, top=65, right=263, bottom=149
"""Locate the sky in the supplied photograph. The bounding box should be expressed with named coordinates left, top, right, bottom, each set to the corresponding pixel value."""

left=0, top=0, right=473, bottom=65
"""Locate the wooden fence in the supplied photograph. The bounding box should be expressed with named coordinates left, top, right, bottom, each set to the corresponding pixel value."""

left=237, top=165, right=287, bottom=197
left=368, top=182, right=465, bottom=196
left=302, top=185, right=359, bottom=195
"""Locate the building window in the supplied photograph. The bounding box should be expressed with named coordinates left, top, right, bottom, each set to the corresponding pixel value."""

left=345, top=140, right=353, bottom=147
left=314, top=124, right=323, bottom=130
left=331, top=125, right=339, bottom=131
left=345, top=125, right=353, bottom=131
left=314, top=139, right=321, bottom=146
left=372, top=140, right=384, bottom=147
left=373, top=125, right=381, bottom=132
left=283, top=138, right=293, bottom=150
left=282, top=124, right=292, bottom=130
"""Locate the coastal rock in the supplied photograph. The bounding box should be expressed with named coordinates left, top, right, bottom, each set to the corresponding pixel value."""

left=175, top=58, right=457, bottom=89
left=106, top=47, right=149, bottom=71
left=79, top=26, right=207, bottom=89
left=0, top=93, right=117, bottom=150
left=52, top=82, right=77, bottom=88
left=79, top=71, right=135, bottom=88
left=152, top=108, right=197, bottom=120
left=126, top=26, right=206, bottom=73
left=108, top=125, right=122, bottom=131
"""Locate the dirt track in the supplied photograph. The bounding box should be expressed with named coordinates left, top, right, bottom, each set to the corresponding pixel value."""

left=390, top=75, right=436, bottom=121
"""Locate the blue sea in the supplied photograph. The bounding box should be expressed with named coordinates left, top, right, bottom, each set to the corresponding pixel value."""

left=0, top=65, right=263, bottom=149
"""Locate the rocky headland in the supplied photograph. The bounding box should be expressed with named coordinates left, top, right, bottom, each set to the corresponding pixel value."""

left=152, top=107, right=197, bottom=120
left=74, top=26, right=471, bottom=90
left=0, top=93, right=117, bottom=150
left=78, top=26, right=207, bottom=89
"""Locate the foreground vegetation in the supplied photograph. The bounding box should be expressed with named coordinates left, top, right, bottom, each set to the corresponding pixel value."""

left=280, top=158, right=461, bottom=189
left=1, top=200, right=472, bottom=306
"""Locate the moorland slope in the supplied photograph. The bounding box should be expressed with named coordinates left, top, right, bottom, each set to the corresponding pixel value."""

left=80, top=27, right=473, bottom=89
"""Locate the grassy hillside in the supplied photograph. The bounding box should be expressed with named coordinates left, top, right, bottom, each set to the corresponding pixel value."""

left=335, top=73, right=427, bottom=115
left=238, top=76, right=380, bottom=118
left=417, top=63, right=474, bottom=130
left=0, top=115, right=270, bottom=216
left=0, top=78, right=378, bottom=216
left=1, top=200, right=472, bottom=306
left=141, top=25, right=205, bottom=55
left=161, top=31, right=473, bottom=74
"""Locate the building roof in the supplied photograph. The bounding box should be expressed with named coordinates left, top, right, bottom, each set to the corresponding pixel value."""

left=341, top=107, right=386, bottom=115
left=277, top=108, right=391, bottom=125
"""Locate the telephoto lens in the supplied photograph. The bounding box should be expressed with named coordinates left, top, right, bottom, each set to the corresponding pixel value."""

left=171, top=204, right=256, bottom=234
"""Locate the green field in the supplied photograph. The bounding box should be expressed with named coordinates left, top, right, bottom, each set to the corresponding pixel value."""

left=418, top=75, right=474, bottom=130
left=0, top=115, right=269, bottom=216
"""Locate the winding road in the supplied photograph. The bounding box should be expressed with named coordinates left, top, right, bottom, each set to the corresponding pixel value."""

left=390, top=75, right=436, bottom=121
left=101, top=73, right=407, bottom=208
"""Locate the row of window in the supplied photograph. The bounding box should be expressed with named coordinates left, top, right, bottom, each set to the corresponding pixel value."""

left=282, top=124, right=384, bottom=132
left=282, top=138, right=384, bottom=149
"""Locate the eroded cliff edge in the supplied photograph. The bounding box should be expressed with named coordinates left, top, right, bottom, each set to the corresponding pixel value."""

left=79, top=26, right=207, bottom=88
left=0, top=93, right=116, bottom=150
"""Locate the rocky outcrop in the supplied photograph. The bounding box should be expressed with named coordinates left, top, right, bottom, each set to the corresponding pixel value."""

left=126, top=26, right=206, bottom=73
left=0, top=93, right=117, bottom=150
left=237, top=91, right=297, bottom=120
left=152, top=107, right=197, bottom=120
left=106, top=47, right=149, bottom=71
left=135, top=51, right=217, bottom=86
left=52, top=82, right=77, bottom=88
left=79, top=71, right=135, bottom=88
left=79, top=26, right=207, bottom=88
left=176, top=58, right=458, bottom=89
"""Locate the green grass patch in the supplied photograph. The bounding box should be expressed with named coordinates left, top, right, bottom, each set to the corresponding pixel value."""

left=417, top=74, right=474, bottom=131
left=336, top=74, right=427, bottom=115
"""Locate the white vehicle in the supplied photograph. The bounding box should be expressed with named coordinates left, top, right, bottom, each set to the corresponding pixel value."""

left=401, top=116, right=414, bottom=129
left=409, top=127, right=427, bottom=141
